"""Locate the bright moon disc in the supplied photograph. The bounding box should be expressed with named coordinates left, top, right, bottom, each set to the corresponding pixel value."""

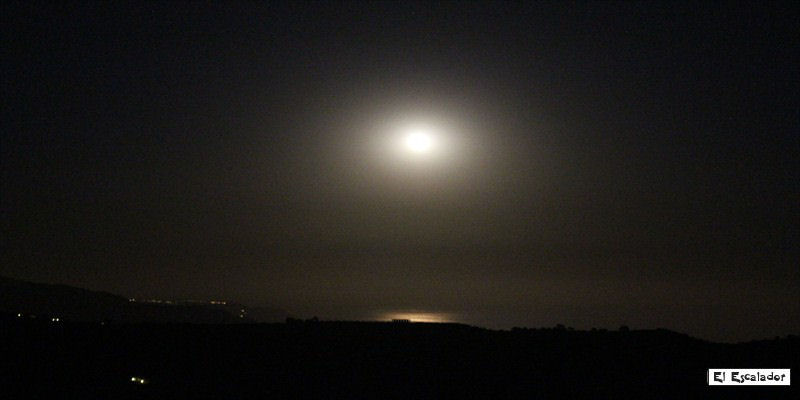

left=404, top=130, right=433, bottom=153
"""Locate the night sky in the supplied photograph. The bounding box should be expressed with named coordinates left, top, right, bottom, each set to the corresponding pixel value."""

left=2, top=2, right=797, bottom=342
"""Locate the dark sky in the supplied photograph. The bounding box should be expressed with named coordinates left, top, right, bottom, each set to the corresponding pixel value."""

left=2, top=1, right=797, bottom=342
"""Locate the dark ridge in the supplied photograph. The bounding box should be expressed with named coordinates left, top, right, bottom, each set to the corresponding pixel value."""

left=1, top=315, right=796, bottom=399
left=1, top=277, right=797, bottom=398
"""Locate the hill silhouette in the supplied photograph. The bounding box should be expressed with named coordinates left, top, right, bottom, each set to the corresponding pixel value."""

left=0, top=277, right=796, bottom=398
left=0, top=276, right=249, bottom=324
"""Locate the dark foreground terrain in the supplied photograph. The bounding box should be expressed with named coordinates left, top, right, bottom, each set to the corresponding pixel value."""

left=1, top=316, right=796, bottom=399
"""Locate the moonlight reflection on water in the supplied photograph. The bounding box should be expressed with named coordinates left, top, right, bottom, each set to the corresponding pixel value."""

left=380, top=311, right=457, bottom=323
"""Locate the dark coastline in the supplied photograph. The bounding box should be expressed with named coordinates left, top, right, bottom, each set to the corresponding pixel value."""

left=2, top=316, right=796, bottom=399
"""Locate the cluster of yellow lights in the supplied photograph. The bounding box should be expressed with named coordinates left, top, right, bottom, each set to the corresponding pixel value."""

left=130, top=376, right=148, bottom=385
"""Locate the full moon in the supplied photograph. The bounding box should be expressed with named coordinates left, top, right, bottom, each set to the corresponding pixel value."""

left=404, top=130, right=433, bottom=153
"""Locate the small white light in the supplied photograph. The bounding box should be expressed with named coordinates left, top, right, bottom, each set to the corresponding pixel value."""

left=17, top=313, right=22, bottom=317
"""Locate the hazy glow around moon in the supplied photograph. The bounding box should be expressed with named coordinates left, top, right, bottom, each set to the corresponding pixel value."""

left=345, top=106, right=488, bottom=190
